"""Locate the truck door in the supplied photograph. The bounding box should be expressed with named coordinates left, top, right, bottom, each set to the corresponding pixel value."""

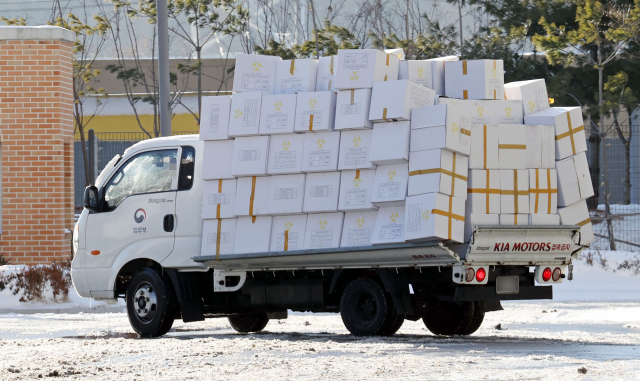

left=84, top=148, right=180, bottom=274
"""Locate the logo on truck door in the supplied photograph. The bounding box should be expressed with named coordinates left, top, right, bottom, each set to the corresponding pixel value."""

left=134, top=208, right=146, bottom=223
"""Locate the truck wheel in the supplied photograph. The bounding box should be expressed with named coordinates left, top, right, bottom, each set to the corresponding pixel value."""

left=377, top=309, right=404, bottom=336
left=126, top=268, right=176, bottom=338
left=422, top=301, right=474, bottom=336
left=457, top=303, right=485, bottom=335
left=228, top=314, right=269, bottom=333
left=340, top=278, right=389, bottom=336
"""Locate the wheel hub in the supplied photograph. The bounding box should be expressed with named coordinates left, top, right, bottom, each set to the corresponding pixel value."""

left=133, top=283, right=157, bottom=322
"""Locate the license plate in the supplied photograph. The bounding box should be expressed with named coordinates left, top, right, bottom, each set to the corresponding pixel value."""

left=496, top=276, right=519, bottom=295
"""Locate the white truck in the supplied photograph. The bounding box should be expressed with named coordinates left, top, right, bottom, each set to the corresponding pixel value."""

left=72, top=135, right=586, bottom=337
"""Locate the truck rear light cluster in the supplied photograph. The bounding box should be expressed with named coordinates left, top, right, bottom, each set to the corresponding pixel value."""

left=552, top=267, right=562, bottom=282
left=466, top=268, right=475, bottom=282
left=476, top=267, right=486, bottom=282
left=542, top=267, right=552, bottom=282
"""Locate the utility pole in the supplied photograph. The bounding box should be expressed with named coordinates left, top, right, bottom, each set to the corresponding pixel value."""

left=157, top=0, right=172, bottom=137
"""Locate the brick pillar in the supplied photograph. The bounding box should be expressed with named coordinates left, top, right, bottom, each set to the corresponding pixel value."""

left=0, top=26, right=75, bottom=265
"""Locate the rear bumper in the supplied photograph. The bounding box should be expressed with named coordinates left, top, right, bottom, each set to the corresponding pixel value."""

left=452, top=285, right=553, bottom=302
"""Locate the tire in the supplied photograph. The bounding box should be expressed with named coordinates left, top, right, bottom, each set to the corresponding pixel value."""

left=340, top=278, right=389, bottom=336
left=457, top=303, right=485, bottom=335
left=422, top=301, right=475, bottom=336
left=228, top=314, right=270, bottom=333
left=126, top=268, right=176, bottom=338
left=377, top=309, right=404, bottom=336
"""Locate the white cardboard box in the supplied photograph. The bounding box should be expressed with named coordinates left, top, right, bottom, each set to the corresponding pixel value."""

left=384, top=48, right=405, bottom=60
left=199, top=95, right=232, bottom=140
left=303, top=172, right=340, bottom=213
left=294, top=91, right=337, bottom=132
left=338, top=129, right=376, bottom=170
left=228, top=91, right=265, bottom=136
left=467, top=169, right=501, bottom=214
left=556, top=152, right=594, bottom=207
left=202, top=140, right=235, bottom=180
left=498, top=124, right=527, bottom=169
left=558, top=200, right=594, bottom=244
left=438, top=99, right=522, bottom=125
left=368, top=80, right=436, bottom=122
left=338, top=169, right=378, bottom=211
left=529, top=168, right=558, bottom=214
left=370, top=163, right=409, bottom=206
left=405, top=192, right=465, bottom=243
left=301, top=131, right=340, bottom=172
left=275, top=58, right=318, bottom=94
left=408, top=149, right=468, bottom=199
left=397, top=60, right=433, bottom=88
left=201, top=218, right=237, bottom=257
left=258, top=93, right=297, bottom=135
left=371, top=206, right=406, bottom=244
left=234, top=216, right=272, bottom=254
left=444, top=59, right=505, bottom=100
left=303, top=212, right=344, bottom=249
left=232, top=54, right=281, bottom=94
left=268, top=174, right=306, bottom=215
left=410, top=104, right=471, bottom=155
left=529, top=214, right=560, bottom=225
left=202, top=179, right=237, bottom=219
left=267, top=133, right=305, bottom=175
left=428, top=56, right=459, bottom=95
left=526, top=125, right=556, bottom=168
left=464, top=213, right=499, bottom=242
left=234, top=176, right=271, bottom=216
left=316, top=56, right=337, bottom=91
left=524, top=106, right=587, bottom=160
left=500, top=169, right=530, bottom=214
left=470, top=124, right=499, bottom=169
left=269, top=214, right=307, bottom=252
left=495, top=100, right=525, bottom=124
left=335, top=89, right=373, bottom=130
left=335, top=49, right=400, bottom=90
left=340, top=210, right=379, bottom=247
left=231, top=135, right=270, bottom=177
left=499, top=214, right=529, bottom=226
left=369, top=121, right=411, bottom=165
left=504, top=79, right=550, bottom=116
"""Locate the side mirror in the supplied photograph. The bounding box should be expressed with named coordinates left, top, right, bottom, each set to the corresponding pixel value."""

left=83, top=186, right=100, bottom=211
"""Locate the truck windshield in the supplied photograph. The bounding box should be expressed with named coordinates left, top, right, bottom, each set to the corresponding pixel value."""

left=103, top=149, right=178, bottom=210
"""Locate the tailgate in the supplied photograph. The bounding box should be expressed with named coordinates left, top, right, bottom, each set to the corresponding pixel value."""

left=465, top=225, right=583, bottom=266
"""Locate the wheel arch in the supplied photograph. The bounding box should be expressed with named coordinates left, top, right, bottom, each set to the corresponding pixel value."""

left=114, top=258, right=163, bottom=298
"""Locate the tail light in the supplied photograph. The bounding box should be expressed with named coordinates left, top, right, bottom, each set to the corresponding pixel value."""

left=476, top=267, right=486, bottom=282
left=552, top=267, right=562, bottom=282
left=542, top=267, right=552, bottom=282
left=466, top=268, right=475, bottom=282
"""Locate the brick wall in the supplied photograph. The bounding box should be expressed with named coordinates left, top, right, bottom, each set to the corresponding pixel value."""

left=0, top=26, right=75, bottom=265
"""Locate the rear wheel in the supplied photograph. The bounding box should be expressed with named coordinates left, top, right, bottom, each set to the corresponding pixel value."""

left=228, top=314, right=270, bottom=333
left=422, top=301, right=474, bottom=336
left=126, top=268, right=176, bottom=338
left=457, top=303, right=485, bottom=335
left=340, top=278, right=389, bottom=336
left=377, top=308, right=404, bottom=336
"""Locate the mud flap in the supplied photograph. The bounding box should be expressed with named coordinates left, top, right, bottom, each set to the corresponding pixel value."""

left=165, top=269, right=205, bottom=323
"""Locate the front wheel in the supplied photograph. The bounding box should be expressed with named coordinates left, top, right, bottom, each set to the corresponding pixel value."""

left=228, top=314, right=270, bottom=333
left=126, top=268, right=176, bottom=338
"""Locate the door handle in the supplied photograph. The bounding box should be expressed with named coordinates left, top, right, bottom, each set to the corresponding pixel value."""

left=163, top=214, right=174, bottom=232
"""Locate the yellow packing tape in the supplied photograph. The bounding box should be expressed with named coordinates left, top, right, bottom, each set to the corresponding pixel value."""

left=309, top=114, right=314, bottom=131
left=215, top=218, right=222, bottom=261
left=529, top=169, right=557, bottom=214
left=432, top=196, right=464, bottom=240
left=409, top=168, right=467, bottom=181
left=499, top=144, right=526, bottom=150
left=577, top=217, right=591, bottom=227
left=330, top=56, right=334, bottom=74
left=290, top=59, right=295, bottom=75
left=555, top=112, right=584, bottom=155
left=249, top=176, right=257, bottom=219
left=216, top=179, right=223, bottom=218
left=462, top=60, right=467, bottom=75
left=463, top=90, right=468, bottom=99
left=350, top=89, right=355, bottom=105
left=382, top=108, right=387, bottom=120
left=284, top=229, right=289, bottom=251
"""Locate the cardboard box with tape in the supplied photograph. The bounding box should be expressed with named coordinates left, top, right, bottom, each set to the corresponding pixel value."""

left=335, top=89, right=374, bottom=130
left=201, top=218, right=237, bottom=257
left=526, top=125, right=555, bottom=168
left=270, top=214, right=307, bottom=252
left=267, top=133, right=305, bottom=175
left=466, top=169, right=501, bottom=214
left=303, top=172, right=341, bottom=213
left=498, top=124, right=527, bottom=170
left=369, top=121, right=411, bottom=165
left=338, top=129, right=376, bottom=170
left=555, top=152, right=594, bottom=207
left=340, top=210, right=379, bottom=247
left=338, top=169, right=378, bottom=211
left=371, top=206, right=406, bottom=244
left=294, top=91, right=337, bottom=132
left=558, top=199, right=594, bottom=244
left=228, top=91, right=266, bottom=136
left=301, top=131, right=340, bottom=172
left=438, top=98, right=523, bottom=125
left=464, top=213, right=499, bottom=242
left=258, top=93, right=297, bottom=135
left=275, top=58, right=318, bottom=94
left=268, top=174, right=306, bottom=215
left=410, top=104, right=471, bottom=155
left=529, top=214, right=560, bottom=225
left=408, top=149, right=468, bottom=199
left=499, top=214, right=530, bottom=226
left=316, top=55, right=337, bottom=91
left=335, top=49, right=400, bottom=90
left=504, top=79, right=550, bottom=116
left=199, top=95, right=232, bottom=141
left=303, top=212, right=345, bottom=249
left=232, top=54, right=281, bottom=94
left=202, top=140, right=235, bottom=180
left=524, top=106, right=587, bottom=160
left=234, top=176, right=271, bottom=216
left=231, top=135, right=270, bottom=177
left=500, top=169, right=530, bottom=214
left=384, top=48, right=405, bottom=60
left=469, top=124, right=499, bottom=169
left=370, top=163, right=410, bottom=206
left=234, top=216, right=273, bottom=253
left=202, top=179, right=237, bottom=219
left=405, top=192, right=465, bottom=243
left=444, top=59, right=505, bottom=100
left=529, top=168, right=558, bottom=214
left=368, top=80, right=435, bottom=122
left=427, top=56, right=459, bottom=95
left=397, top=60, right=434, bottom=88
